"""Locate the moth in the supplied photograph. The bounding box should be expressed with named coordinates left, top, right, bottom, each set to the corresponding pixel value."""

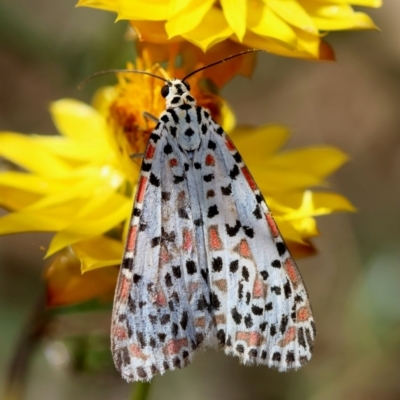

left=109, top=51, right=316, bottom=382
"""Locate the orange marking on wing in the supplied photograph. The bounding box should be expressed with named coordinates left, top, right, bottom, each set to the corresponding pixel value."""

left=214, top=314, right=226, bottom=325
left=189, top=282, right=199, bottom=295
left=213, top=279, right=227, bottom=292
left=297, top=306, right=311, bottom=322
left=145, top=144, right=155, bottom=159
left=182, top=228, right=193, bottom=251
left=130, top=344, right=149, bottom=360
left=253, top=279, right=265, bottom=298
left=127, top=226, right=137, bottom=252
left=195, top=317, right=205, bottom=328
left=209, top=226, right=222, bottom=250
left=236, top=331, right=262, bottom=346
left=169, top=158, right=178, bottom=167
left=137, top=176, right=148, bottom=203
left=205, top=154, right=215, bottom=166
left=279, top=326, right=296, bottom=347
left=114, top=326, right=128, bottom=341
left=120, top=277, right=130, bottom=300
left=241, top=166, right=257, bottom=191
left=237, top=239, right=252, bottom=258
left=160, top=245, right=170, bottom=263
left=284, top=258, right=300, bottom=287
left=225, top=137, right=236, bottom=151
left=164, top=338, right=188, bottom=356
left=265, top=213, right=279, bottom=238
left=155, top=291, right=167, bottom=307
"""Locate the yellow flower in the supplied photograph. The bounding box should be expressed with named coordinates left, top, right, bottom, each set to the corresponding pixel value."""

left=78, top=0, right=381, bottom=59
left=0, top=64, right=354, bottom=306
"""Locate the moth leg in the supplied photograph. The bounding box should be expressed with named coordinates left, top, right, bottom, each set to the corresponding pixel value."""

left=130, top=152, right=145, bottom=160
left=143, top=111, right=159, bottom=124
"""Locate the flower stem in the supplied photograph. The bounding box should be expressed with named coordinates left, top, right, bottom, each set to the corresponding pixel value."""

left=131, top=382, right=152, bottom=400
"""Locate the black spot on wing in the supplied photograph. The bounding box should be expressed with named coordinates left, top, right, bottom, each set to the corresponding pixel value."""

left=229, top=165, right=240, bottom=179
left=142, top=162, right=151, bottom=172
left=149, top=173, right=160, bottom=187
left=164, top=143, right=173, bottom=154
left=226, top=220, right=241, bottom=236
left=207, top=205, right=219, bottom=218
left=150, top=133, right=160, bottom=143
left=166, top=109, right=179, bottom=123
left=221, top=184, right=232, bottom=195
left=208, top=140, right=216, bottom=150
left=276, top=242, right=286, bottom=256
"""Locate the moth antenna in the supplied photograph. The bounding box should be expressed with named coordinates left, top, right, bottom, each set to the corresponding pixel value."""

left=78, top=69, right=168, bottom=89
left=182, top=48, right=261, bottom=82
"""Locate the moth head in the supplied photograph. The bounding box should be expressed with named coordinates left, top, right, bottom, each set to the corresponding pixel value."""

left=161, top=79, right=196, bottom=108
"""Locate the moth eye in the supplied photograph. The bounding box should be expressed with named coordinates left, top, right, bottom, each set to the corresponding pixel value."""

left=183, top=81, right=191, bottom=91
left=161, top=85, right=170, bottom=98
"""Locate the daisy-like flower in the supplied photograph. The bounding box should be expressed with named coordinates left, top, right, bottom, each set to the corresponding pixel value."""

left=78, top=0, right=381, bottom=59
left=0, top=62, right=353, bottom=307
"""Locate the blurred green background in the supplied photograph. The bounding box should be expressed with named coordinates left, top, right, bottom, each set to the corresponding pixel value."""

left=1, top=1, right=399, bottom=399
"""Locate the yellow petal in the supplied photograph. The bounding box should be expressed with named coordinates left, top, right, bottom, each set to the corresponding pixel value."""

left=267, top=146, right=349, bottom=180
left=165, top=0, right=215, bottom=38
left=0, top=133, right=72, bottom=177
left=49, top=100, right=109, bottom=161
left=307, top=0, right=381, bottom=7
left=247, top=2, right=297, bottom=48
left=230, top=124, right=290, bottom=159
left=303, top=2, right=378, bottom=30
left=115, top=0, right=170, bottom=20
left=46, top=194, right=131, bottom=256
left=220, top=100, right=236, bottom=133
left=25, top=166, right=124, bottom=212
left=0, top=210, right=69, bottom=234
left=274, top=190, right=356, bottom=220
left=76, top=0, right=118, bottom=12
left=220, top=0, right=247, bottom=41
left=265, top=0, right=319, bottom=35
left=0, top=186, right=42, bottom=211
left=45, top=248, right=118, bottom=307
left=182, top=7, right=233, bottom=52
left=241, top=29, right=334, bottom=59
left=275, top=218, right=308, bottom=243
left=72, top=236, right=123, bottom=272
left=0, top=172, right=62, bottom=195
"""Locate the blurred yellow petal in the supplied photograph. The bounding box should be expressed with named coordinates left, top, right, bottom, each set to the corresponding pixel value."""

left=220, top=100, right=236, bottom=133
left=231, top=124, right=291, bottom=159
left=46, top=195, right=131, bottom=256
left=48, top=100, right=110, bottom=161
left=45, top=248, right=118, bottom=307
left=0, top=172, right=62, bottom=195
left=72, top=236, right=123, bottom=272
left=115, top=0, right=170, bottom=20
left=76, top=0, right=118, bottom=12
left=0, top=210, right=69, bottom=234
left=0, top=186, right=42, bottom=211
left=267, top=147, right=349, bottom=180
left=0, top=133, right=72, bottom=177
left=220, top=0, right=247, bottom=41
left=303, top=2, right=378, bottom=30
left=165, top=0, right=214, bottom=38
